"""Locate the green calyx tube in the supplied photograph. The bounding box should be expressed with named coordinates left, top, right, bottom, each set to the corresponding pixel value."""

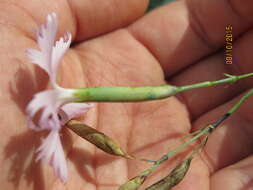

left=74, top=85, right=178, bottom=102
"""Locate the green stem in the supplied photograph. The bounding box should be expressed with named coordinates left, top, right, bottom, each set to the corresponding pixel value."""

left=137, top=87, right=253, bottom=178
left=74, top=73, right=253, bottom=102
left=211, top=88, right=253, bottom=129
left=176, top=73, right=253, bottom=93
left=139, top=127, right=210, bottom=177
left=228, top=88, right=253, bottom=114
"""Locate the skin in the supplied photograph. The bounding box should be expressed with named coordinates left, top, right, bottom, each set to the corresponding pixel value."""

left=0, top=0, right=253, bottom=189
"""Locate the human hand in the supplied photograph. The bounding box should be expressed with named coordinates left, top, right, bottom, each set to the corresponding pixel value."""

left=1, top=0, right=253, bottom=189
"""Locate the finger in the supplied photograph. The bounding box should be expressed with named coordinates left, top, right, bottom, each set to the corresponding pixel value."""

left=128, top=0, right=253, bottom=75
left=8, top=0, right=148, bottom=41
left=169, top=27, right=253, bottom=119
left=211, top=155, right=253, bottom=189
left=69, top=0, right=149, bottom=41
left=193, top=89, right=253, bottom=172
left=3, top=0, right=77, bottom=38
left=66, top=29, right=173, bottom=188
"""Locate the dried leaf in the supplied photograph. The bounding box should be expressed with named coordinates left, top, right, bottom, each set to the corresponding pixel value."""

left=119, top=175, right=146, bottom=190
left=145, top=157, right=192, bottom=190
left=67, top=120, right=133, bottom=159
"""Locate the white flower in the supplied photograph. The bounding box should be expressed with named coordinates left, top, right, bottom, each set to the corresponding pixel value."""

left=26, top=13, right=92, bottom=183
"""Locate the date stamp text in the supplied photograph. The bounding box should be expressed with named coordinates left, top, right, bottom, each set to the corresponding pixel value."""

left=225, top=25, right=233, bottom=64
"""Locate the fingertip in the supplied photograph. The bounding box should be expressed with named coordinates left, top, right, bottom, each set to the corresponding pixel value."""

left=68, top=0, right=149, bottom=41
left=211, top=155, right=253, bottom=189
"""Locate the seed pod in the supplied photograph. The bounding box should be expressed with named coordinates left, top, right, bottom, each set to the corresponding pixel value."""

left=145, top=157, right=192, bottom=190
left=67, top=120, right=134, bottom=159
left=119, top=175, right=146, bottom=190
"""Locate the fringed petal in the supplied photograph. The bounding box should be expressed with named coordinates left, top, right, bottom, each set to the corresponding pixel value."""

left=59, top=103, right=93, bottom=125
left=36, top=130, right=68, bottom=183
left=51, top=32, right=72, bottom=86
left=26, top=89, right=61, bottom=130
left=27, top=13, right=70, bottom=86
left=25, top=12, right=92, bottom=183
left=26, top=49, right=49, bottom=75
left=36, top=12, right=57, bottom=72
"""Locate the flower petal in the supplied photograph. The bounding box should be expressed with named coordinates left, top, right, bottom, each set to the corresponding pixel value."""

left=59, top=103, right=93, bottom=125
left=36, top=130, right=68, bottom=183
left=27, top=13, right=72, bottom=87
left=26, top=49, right=49, bottom=74
left=26, top=89, right=61, bottom=130
left=36, top=12, right=57, bottom=73
left=51, top=32, right=72, bottom=86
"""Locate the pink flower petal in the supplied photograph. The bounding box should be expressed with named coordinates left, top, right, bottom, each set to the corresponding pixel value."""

left=27, top=13, right=72, bottom=87
left=26, top=49, right=49, bottom=74
left=36, top=13, right=57, bottom=73
left=36, top=130, right=68, bottom=183
left=26, top=89, right=61, bottom=131
left=59, top=103, right=93, bottom=125
left=26, top=12, right=92, bottom=183
left=51, top=32, right=72, bottom=86
left=27, top=13, right=57, bottom=77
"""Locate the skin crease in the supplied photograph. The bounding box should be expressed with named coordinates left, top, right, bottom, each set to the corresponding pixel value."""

left=1, top=0, right=253, bottom=189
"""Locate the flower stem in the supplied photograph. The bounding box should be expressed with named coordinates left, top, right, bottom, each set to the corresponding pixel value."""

left=210, top=88, right=253, bottom=130
left=139, top=127, right=210, bottom=177
left=135, top=87, right=253, bottom=178
left=74, top=73, right=253, bottom=102
left=176, top=73, right=253, bottom=92
left=228, top=88, right=253, bottom=114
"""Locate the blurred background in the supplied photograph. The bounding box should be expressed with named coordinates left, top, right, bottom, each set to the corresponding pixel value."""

left=148, top=0, right=176, bottom=12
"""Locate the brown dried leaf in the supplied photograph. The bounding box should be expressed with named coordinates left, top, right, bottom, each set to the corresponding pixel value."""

left=67, top=120, right=134, bottom=159
left=145, top=157, right=192, bottom=190
left=118, top=175, right=147, bottom=190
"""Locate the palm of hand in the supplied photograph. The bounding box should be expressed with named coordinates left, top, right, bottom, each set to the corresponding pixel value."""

left=2, top=1, right=253, bottom=190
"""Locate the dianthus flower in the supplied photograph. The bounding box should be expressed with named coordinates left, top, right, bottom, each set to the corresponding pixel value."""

left=26, top=13, right=92, bottom=183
